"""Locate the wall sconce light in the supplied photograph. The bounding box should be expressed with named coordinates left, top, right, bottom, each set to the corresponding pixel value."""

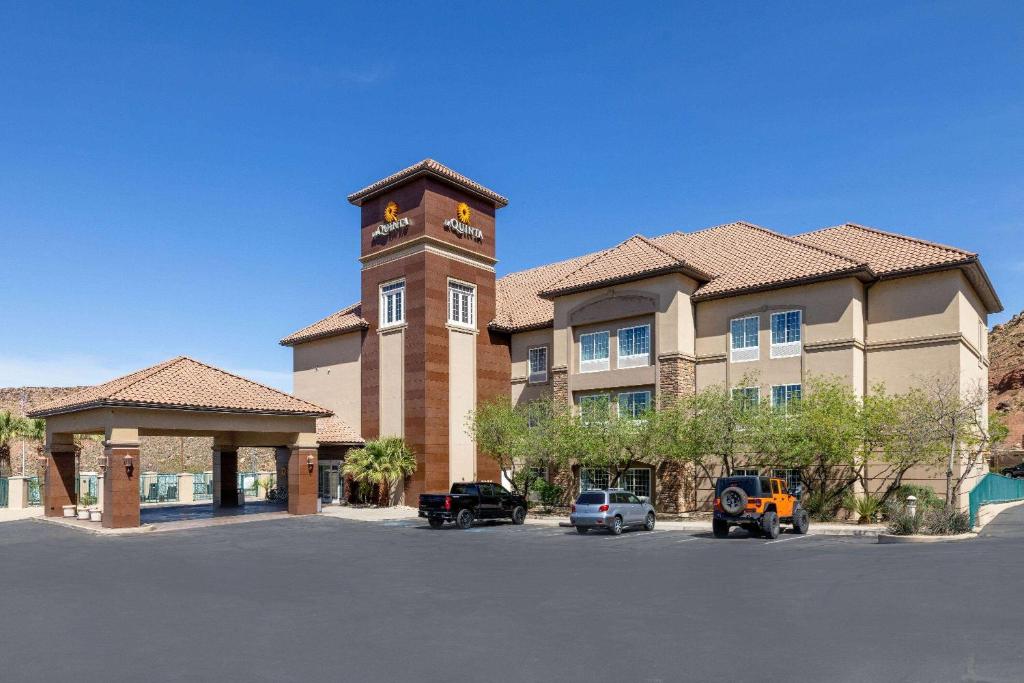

left=97, top=455, right=108, bottom=471
left=123, top=454, right=134, bottom=475
left=306, top=453, right=315, bottom=473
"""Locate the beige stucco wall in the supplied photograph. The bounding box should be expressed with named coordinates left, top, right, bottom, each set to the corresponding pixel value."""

left=694, top=277, right=865, bottom=397
left=378, top=328, right=404, bottom=437
left=867, top=270, right=961, bottom=342
left=511, top=328, right=554, bottom=406
left=292, top=331, right=362, bottom=430
left=449, top=328, right=477, bottom=483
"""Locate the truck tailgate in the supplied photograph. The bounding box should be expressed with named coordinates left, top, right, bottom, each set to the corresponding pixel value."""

left=418, top=494, right=449, bottom=511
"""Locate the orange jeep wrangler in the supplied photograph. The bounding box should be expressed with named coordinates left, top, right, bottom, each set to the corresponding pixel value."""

left=713, top=475, right=809, bottom=539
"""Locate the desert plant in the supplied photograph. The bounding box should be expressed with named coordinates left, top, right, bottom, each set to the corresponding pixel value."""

left=801, top=489, right=842, bottom=521
left=885, top=500, right=924, bottom=535
left=342, top=437, right=417, bottom=507
left=0, top=411, right=29, bottom=477
left=923, top=506, right=971, bottom=535
left=892, top=484, right=943, bottom=511
left=843, top=494, right=882, bottom=524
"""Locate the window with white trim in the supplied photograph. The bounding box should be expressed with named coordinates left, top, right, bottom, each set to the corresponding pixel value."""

left=770, top=310, right=802, bottom=358
left=579, top=467, right=610, bottom=492
left=733, top=468, right=759, bottom=476
left=380, top=281, right=405, bottom=327
left=730, top=316, right=759, bottom=362
left=772, top=468, right=802, bottom=490
left=580, top=331, right=610, bottom=373
left=528, top=347, right=548, bottom=383
left=579, top=394, right=611, bottom=423
left=448, top=281, right=475, bottom=328
left=771, top=384, right=802, bottom=412
left=731, top=387, right=760, bottom=411
left=621, top=468, right=651, bottom=498
left=618, top=390, right=651, bottom=419
left=617, top=324, right=651, bottom=368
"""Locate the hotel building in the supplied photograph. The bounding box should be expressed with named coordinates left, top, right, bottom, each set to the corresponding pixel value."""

left=281, top=160, right=1001, bottom=510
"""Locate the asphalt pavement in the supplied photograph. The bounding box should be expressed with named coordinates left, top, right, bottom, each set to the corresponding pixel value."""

left=2, top=506, right=1022, bottom=683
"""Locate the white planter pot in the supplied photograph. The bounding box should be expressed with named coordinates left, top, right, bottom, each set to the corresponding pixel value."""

left=77, top=509, right=90, bottom=520
left=62, top=505, right=77, bottom=518
left=89, top=510, right=102, bottom=522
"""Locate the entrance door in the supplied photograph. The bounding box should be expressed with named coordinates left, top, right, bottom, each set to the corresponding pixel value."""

left=318, top=465, right=331, bottom=503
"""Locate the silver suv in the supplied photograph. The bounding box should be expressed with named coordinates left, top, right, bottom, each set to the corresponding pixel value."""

left=570, top=488, right=656, bottom=535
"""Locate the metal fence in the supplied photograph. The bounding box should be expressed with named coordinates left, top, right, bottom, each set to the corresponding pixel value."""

left=968, top=473, right=1024, bottom=526
left=139, top=473, right=179, bottom=503
left=193, top=473, right=212, bottom=501
left=0, top=478, right=7, bottom=508
left=237, top=472, right=274, bottom=499
left=27, top=477, right=41, bottom=506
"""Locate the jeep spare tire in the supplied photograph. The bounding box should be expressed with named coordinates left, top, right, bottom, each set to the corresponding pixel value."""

left=719, top=486, right=748, bottom=515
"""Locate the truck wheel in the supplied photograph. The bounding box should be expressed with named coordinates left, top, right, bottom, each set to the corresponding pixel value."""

left=712, top=519, right=730, bottom=538
left=644, top=512, right=656, bottom=531
left=456, top=509, right=474, bottom=530
left=761, top=511, right=780, bottom=539
left=575, top=526, right=589, bottom=534
left=511, top=506, right=526, bottom=525
left=609, top=516, right=624, bottom=535
left=792, top=508, right=810, bottom=534
left=428, top=518, right=444, bottom=529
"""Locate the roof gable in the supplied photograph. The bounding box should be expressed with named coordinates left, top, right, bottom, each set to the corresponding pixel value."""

left=280, top=303, right=367, bottom=346
left=347, top=159, right=508, bottom=207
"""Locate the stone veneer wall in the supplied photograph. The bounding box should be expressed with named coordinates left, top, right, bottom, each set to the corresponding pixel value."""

left=551, top=367, right=569, bottom=407
left=655, top=353, right=697, bottom=512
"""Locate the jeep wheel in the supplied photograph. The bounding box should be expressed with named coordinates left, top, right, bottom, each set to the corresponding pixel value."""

left=719, top=486, right=748, bottom=515
left=761, top=511, right=780, bottom=539
left=712, top=519, right=730, bottom=538
left=644, top=512, right=656, bottom=531
left=511, top=506, right=527, bottom=525
left=427, top=518, right=444, bottom=529
left=575, top=526, right=589, bottom=534
left=455, top=509, right=475, bottom=530
left=792, top=507, right=810, bottom=534
left=609, top=516, right=624, bottom=535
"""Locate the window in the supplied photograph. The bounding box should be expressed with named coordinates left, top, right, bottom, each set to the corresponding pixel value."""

left=448, top=281, right=474, bottom=327
left=772, top=468, right=802, bottom=490
left=731, top=387, right=760, bottom=411
left=579, top=467, right=610, bottom=492
left=733, top=468, right=759, bottom=477
left=528, top=347, right=548, bottom=383
left=770, top=310, right=802, bottom=358
left=622, top=468, right=651, bottom=498
left=580, top=331, right=610, bottom=373
left=579, top=394, right=611, bottom=423
left=771, top=384, right=802, bottom=412
left=618, top=391, right=651, bottom=420
left=617, top=324, right=651, bottom=368
left=380, top=281, right=405, bottom=327
left=730, top=316, right=759, bottom=362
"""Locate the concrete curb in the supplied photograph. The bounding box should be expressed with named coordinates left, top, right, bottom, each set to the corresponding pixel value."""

left=551, top=519, right=884, bottom=537
left=877, top=532, right=978, bottom=544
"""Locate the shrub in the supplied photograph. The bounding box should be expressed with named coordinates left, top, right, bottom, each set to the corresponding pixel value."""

left=534, top=480, right=564, bottom=512
left=79, top=492, right=97, bottom=507
left=923, top=506, right=971, bottom=535
left=843, top=494, right=882, bottom=524
left=885, top=500, right=923, bottom=535
left=892, top=484, right=942, bottom=510
left=801, top=489, right=842, bottom=521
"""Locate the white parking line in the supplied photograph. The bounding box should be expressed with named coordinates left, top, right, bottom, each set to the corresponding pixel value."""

left=765, top=534, right=812, bottom=545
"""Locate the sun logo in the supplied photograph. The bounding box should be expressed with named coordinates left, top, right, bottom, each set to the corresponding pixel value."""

left=457, top=202, right=472, bottom=224
left=384, top=201, right=399, bottom=223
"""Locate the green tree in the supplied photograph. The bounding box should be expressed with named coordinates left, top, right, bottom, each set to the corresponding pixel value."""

left=661, top=387, right=749, bottom=482
left=873, top=388, right=945, bottom=504
left=568, top=398, right=667, bottom=492
left=342, top=437, right=417, bottom=507
left=0, top=411, right=29, bottom=477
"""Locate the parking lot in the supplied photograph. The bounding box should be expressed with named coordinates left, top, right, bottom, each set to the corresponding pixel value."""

left=2, top=510, right=1022, bottom=682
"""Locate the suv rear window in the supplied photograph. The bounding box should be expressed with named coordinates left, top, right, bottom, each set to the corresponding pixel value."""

left=715, top=477, right=762, bottom=496
left=576, top=492, right=606, bottom=505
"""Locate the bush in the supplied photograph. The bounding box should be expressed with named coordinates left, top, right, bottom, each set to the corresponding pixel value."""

left=79, top=492, right=97, bottom=507
left=885, top=500, right=924, bottom=535
left=534, top=480, right=564, bottom=512
left=843, top=494, right=882, bottom=524
left=892, top=484, right=942, bottom=510
left=801, top=489, right=842, bottom=521
left=923, top=506, right=971, bottom=535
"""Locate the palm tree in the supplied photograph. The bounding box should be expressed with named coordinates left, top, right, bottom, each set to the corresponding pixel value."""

left=23, top=418, right=46, bottom=475
left=342, top=437, right=417, bottom=507
left=0, top=411, right=29, bottom=477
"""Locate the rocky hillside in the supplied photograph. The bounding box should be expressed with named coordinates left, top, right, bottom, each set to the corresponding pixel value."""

left=990, top=311, right=1024, bottom=455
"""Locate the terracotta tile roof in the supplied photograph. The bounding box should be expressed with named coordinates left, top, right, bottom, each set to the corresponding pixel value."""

left=347, top=159, right=509, bottom=207
left=316, top=416, right=364, bottom=446
left=280, top=303, right=367, bottom=346
left=27, top=357, right=332, bottom=418
left=490, top=253, right=595, bottom=332
left=794, top=223, right=974, bottom=276
left=653, top=222, right=871, bottom=300
left=539, top=235, right=713, bottom=298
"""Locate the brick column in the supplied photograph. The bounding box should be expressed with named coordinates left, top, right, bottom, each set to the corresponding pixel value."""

left=103, top=442, right=141, bottom=528
left=43, top=442, right=76, bottom=517
left=657, top=353, right=696, bottom=407
left=287, top=447, right=318, bottom=515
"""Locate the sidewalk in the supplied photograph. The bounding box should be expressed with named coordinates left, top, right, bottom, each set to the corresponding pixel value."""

left=321, top=505, right=885, bottom=536
left=0, top=507, right=43, bottom=523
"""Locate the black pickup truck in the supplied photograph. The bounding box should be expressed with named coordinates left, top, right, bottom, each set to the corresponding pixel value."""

left=419, top=482, right=528, bottom=529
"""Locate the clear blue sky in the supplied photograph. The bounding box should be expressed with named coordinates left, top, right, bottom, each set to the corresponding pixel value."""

left=2, top=1, right=1021, bottom=390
